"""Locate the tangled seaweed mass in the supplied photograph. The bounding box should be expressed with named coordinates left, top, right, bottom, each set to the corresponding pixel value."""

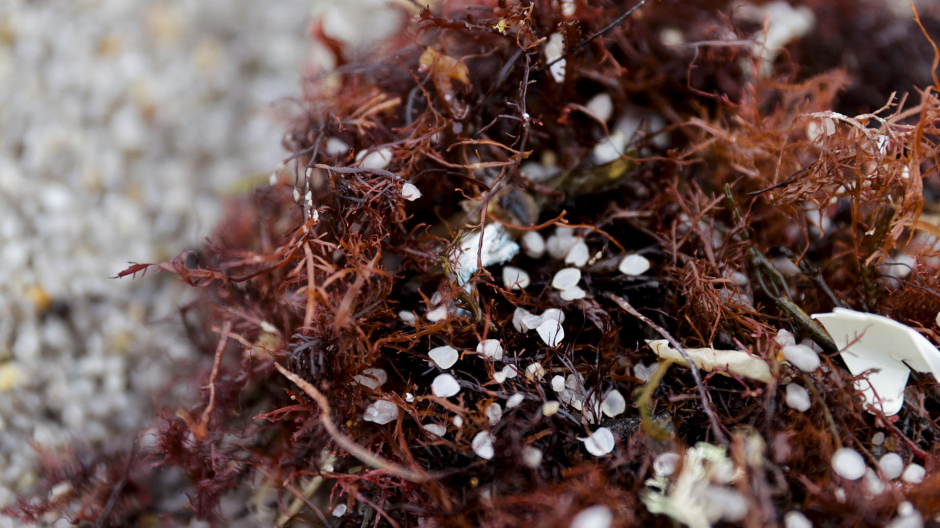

left=12, top=0, right=940, bottom=526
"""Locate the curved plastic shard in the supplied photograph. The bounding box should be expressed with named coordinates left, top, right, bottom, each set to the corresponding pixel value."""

left=812, top=308, right=940, bottom=416
left=648, top=340, right=772, bottom=383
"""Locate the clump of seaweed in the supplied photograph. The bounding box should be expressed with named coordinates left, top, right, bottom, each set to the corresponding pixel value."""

left=10, top=0, right=940, bottom=526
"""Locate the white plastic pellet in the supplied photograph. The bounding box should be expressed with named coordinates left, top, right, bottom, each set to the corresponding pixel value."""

left=785, top=384, right=811, bottom=412
left=653, top=452, right=680, bottom=477
left=569, top=505, right=613, bottom=528
left=476, top=339, right=504, bottom=360
left=357, top=148, right=392, bottom=170
left=522, top=445, right=543, bottom=468
left=540, top=308, right=566, bottom=325
left=506, top=393, right=525, bottom=408
left=472, top=431, right=495, bottom=460
left=502, top=266, right=531, bottom=290
left=601, top=389, right=626, bottom=417
left=560, top=286, right=586, bottom=301
left=428, top=346, right=458, bottom=369
left=422, top=423, right=446, bottom=437
left=401, top=182, right=422, bottom=201
left=579, top=427, right=615, bottom=456
left=552, top=268, right=581, bottom=290
left=486, top=403, right=503, bottom=425
left=831, top=448, right=866, bottom=480
left=586, top=93, right=613, bottom=122
left=783, top=511, right=812, bottom=528
left=902, top=463, right=926, bottom=484
left=362, top=400, right=399, bottom=425
left=565, top=239, right=590, bottom=267
left=879, top=453, right=904, bottom=480
left=522, top=231, right=546, bottom=259
left=542, top=401, right=561, bottom=416
left=537, top=319, right=565, bottom=346
left=618, top=254, right=651, bottom=276
left=431, top=373, right=461, bottom=398
left=782, top=344, right=821, bottom=372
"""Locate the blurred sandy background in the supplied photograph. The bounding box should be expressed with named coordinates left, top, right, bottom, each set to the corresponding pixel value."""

left=0, top=0, right=401, bottom=521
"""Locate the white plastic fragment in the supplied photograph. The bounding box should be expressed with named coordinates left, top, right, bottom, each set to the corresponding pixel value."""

left=735, top=1, right=815, bottom=77
left=544, top=33, right=566, bottom=83
left=775, top=329, right=797, bottom=348
left=579, top=427, right=615, bottom=456
left=552, top=268, right=582, bottom=290
left=472, top=431, right=495, bottom=460
left=879, top=453, right=904, bottom=480
left=547, top=229, right=580, bottom=260
left=326, top=137, right=350, bottom=156
left=537, top=319, right=565, bottom=347
left=543, top=401, right=561, bottom=416
left=648, top=340, right=772, bottom=383
left=540, top=308, right=566, bottom=325
left=357, top=147, right=392, bottom=170
left=506, top=393, right=525, bottom=408
left=522, top=231, right=546, bottom=259
left=353, top=368, right=388, bottom=390
left=902, top=463, right=926, bottom=484
left=812, top=308, right=940, bottom=416
left=485, top=403, right=503, bottom=425
left=781, top=344, right=821, bottom=373
left=401, top=182, right=422, bottom=201
left=332, top=504, right=348, bottom=517
left=363, top=399, right=399, bottom=425
left=431, top=373, right=461, bottom=397
left=569, top=505, right=613, bottom=528
left=618, top=254, right=651, bottom=276
left=560, top=286, right=586, bottom=301
left=653, top=452, right=681, bottom=477
left=429, top=346, right=459, bottom=369
left=785, top=384, right=812, bottom=412
left=502, top=266, right=531, bottom=290
left=872, top=432, right=885, bottom=446
left=513, top=307, right=543, bottom=333
left=453, top=415, right=464, bottom=427
left=831, top=448, right=866, bottom=480
left=559, top=389, right=586, bottom=412
left=477, top=339, right=504, bottom=360
left=493, top=364, right=518, bottom=383
left=552, top=375, right=566, bottom=392
left=565, top=239, right=590, bottom=267
left=399, top=310, right=416, bottom=324
left=601, top=390, right=626, bottom=417
left=784, top=511, right=812, bottom=528
left=422, top=423, right=446, bottom=437
left=586, top=93, right=614, bottom=123
left=426, top=305, right=449, bottom=322
left=405, top=393, right=415, bottom=403
left=834, top=487, right=846, bottom=503
left=449, top=223, right=520, bottom=285
left=522, top=445, right=543, bottom=468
